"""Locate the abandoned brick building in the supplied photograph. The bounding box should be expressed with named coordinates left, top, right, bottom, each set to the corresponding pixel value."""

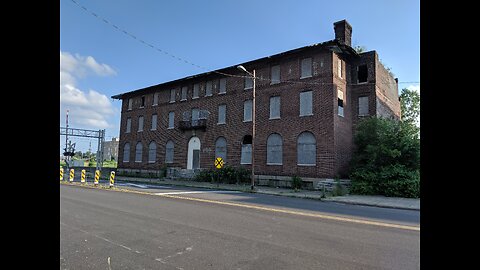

left=112, top=19, right=401, bottom=184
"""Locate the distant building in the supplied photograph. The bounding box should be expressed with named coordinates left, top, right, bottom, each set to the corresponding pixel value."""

left=103, top=137, right=119, bottom=161
left=111, top=20, right=400, bottom=180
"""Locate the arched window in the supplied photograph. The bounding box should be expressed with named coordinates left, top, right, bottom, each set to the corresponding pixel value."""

left=135, top=142, right=143, bottom=162
left=148, top=141, right=156, bottom=163
left=241, top=135, right=252, bottom=164
left=165, top=140, right=174, bottom=163
left=267, top=133, right=283, bottom=165
left=215, top=137, right=227, bottom=162
left=297, top=132, right=316, bottom=165
left=122, top=143, right=130, bottom=162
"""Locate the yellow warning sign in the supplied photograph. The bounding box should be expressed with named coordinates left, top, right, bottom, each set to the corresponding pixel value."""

left=214, top=157, right=224, bottom=169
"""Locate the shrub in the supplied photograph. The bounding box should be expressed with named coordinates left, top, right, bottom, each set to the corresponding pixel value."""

left=291, top=176, right=302, bottom=190
left=193, top=166, right=250, bottom=184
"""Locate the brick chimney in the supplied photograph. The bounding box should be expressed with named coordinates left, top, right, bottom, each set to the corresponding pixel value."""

left=334, top=20, right=352, bottom=47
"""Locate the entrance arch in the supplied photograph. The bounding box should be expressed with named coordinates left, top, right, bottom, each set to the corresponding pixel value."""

left=187, top=137, right=201, bottom=169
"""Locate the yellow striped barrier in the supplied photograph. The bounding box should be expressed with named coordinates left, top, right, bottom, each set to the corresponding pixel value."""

left=60, top=167, right=64, bottom=181
left=81, top=169, right=86, bottom=183
left=109, top=171, right=115, bottom=187
left=69, top=169, right=74, bottom=182
left=94, top=170, right=100, bottom=186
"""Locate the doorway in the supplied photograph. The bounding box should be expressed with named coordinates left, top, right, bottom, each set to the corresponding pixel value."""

left=187, top=136, right=201, bottom=169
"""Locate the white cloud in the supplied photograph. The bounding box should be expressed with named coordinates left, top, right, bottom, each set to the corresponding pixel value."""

left=60, top=51, right=117, bottom=129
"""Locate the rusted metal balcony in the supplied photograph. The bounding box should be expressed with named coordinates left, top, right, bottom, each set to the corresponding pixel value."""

left=179, top=119, right=207, bottom=131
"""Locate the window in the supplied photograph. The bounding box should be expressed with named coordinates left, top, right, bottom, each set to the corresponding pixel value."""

left=135, top=142, right=143, bottom=162
left=338, top=59, right=343, bottom=79
left=269, top=96, right=281, bottom=119
left=267, top=133, right=283, bottom=165
left=358, top=96, right=369, bottom=116
left=122, top=143, right=130, bottom=162
left=153, top=93, right=159, bottom=106
left=241, top=135, right=252, bottom=164
left=126, top=118, right=131, bottom=133
left=297, top=132, right=316, bottom=165
left=148, top=141, right=156, bottom=163
left=151, top=114, right=157, bottom=130
left=138, top=116, right=144, bottom=132
left=299, top=91, right=313, bottom=116
left=140, top=96, right=145, bottom=108
left=218, top=104, right=226, bottom=124
left=244, top=76, right=253, bottom=90
left=219, top=78, right=226, bottom=94
left=193, top=83, right=200, bottom=99
left=271, top=65, right=280, bottom=84
left=170, top=89, right=176, bottom=103
left=338, top=89, right=344, bottom=117
left=168, top=112, right=174, bottom=129
left=165, top=140, right=174, bottom=163
left=191, top=108, right=199, bottom=124
left=301, top=58, right=312, bottom=78
left=205, top=81, right=213, bottom=96
left=215, top=137, right=227, bottom=162
left=127, top=99, right=133, bottom=110
left=358, top=65, right=368, bottom=83
left=181, top=86, right=187, bottom=101
left=243, top=100, right=252, bottom=122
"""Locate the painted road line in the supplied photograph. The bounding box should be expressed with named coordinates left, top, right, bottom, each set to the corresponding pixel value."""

left=61, top=182, right=419, bottom=232
left=154, top=190, right=241, bottom=195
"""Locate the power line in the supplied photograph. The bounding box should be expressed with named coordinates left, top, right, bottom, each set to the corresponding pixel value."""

left=68, top=0, right=419, bottom=87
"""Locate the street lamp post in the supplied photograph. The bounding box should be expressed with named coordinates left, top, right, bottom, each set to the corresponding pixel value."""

left=237, top=65, right=256, bottom=190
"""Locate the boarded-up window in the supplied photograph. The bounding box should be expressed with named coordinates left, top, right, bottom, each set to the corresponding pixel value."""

left=181, top=86, right=187, bottom=101
left=148, top=142, right=156, bottom=163
left=299, top=91, right=313, bottom=116
left=241, top=135, right=252, bottom=164
left=165, top=140, right=174, bottom=163
left=338, top=90, right=344, bottom=117
left=215, top=137, right=227, bottom=162
left=338, top=59, right=342, bottom=79
left=123, top=143, right=130, bottom=162
left=218, top=104, right=226, bottom=124
left=170, top=89, right=175, bottom=103
left=297, top=132, right=316, bottom=165
left=168, top=111, right=174, bottom=129
left=135, top=142, right=143, bottom=162
left=244, top=100, right=252, bottom=122
left=267, top=133, right=282, bottom=165
left=128, top=99, right=132, bottom=110
left=269, top=96, right=281, bottom=119
left=193, top=83, right=200, bottom=98
left=359, top=96, right=369, bottom=116
left=205, top=81, right=213, bottom=96
left=219, top=78, right=226, bottom=94
left=191, top=108, right=199, bottom=125
left=151, top=114, right=157, bottom=130
left=126, top=118, right=131, bottom=133
left=271, top=65, right=280, bottom=84
left=244, top=76, right=253, bottom=89
left=301, top=58, right=312, bottom=78
left=153, top=93, right=159, bottom=105
left=138, top=116, right=144, bottom=132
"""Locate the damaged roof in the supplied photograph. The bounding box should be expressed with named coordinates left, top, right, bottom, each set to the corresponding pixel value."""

left=111, top=39, right=359, bottom=100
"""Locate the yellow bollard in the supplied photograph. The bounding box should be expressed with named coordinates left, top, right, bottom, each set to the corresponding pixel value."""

left=60, top=167, right=64, bottom=181
left=69, top=169, right=74, bottom=182
left=109, top=171, right=115, bottom=188
left=81, top=169, right=86, bottom=183
left=94, top=170, right=100, bottom=186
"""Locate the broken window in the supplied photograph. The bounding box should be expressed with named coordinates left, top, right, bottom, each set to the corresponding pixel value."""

left=358, top=65, right=368, bottom=83
left=241, top=135, right=252, bottom=164
left=338, top=89, right=344, bottom=117
left=140, top=96, right=145, bottom=107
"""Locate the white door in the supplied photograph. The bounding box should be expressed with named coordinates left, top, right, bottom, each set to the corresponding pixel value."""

left=187, top=137, right=201, bottom=169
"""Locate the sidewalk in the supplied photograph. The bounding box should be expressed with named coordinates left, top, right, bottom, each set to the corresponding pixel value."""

left=115, top=176, right=420, bottom=211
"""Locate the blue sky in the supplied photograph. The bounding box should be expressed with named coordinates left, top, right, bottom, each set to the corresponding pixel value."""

left=60, top=0, right=419, bottom=154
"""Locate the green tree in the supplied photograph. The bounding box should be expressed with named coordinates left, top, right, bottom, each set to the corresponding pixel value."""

left=353, top=45, right=367, bottom=53
left=349, top=117, right=420, bottom=198
left=400, top=88, right=420, bottom=128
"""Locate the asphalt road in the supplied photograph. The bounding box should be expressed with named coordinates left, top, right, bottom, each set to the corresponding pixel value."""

left=60, top=183, right=420, bottom=269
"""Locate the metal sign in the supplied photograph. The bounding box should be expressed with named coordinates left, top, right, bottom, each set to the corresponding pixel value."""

left=214, top=157, right=224, bottom=169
